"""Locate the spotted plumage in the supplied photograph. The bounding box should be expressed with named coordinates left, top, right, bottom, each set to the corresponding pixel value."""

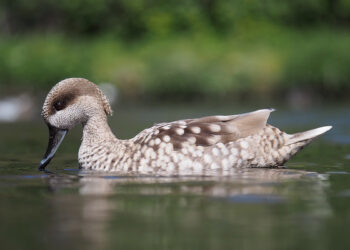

left=39, top=78, right=332, bottom=175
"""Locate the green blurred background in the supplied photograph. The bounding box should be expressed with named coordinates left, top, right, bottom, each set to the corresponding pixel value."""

left=0, top=0, right=349, bottom=103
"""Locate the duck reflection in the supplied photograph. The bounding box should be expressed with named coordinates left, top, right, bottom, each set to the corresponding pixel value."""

left=46, top=168, right=331, bottom=250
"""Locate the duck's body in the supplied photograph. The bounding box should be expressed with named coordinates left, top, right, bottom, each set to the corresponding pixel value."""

left=39, top=78, right=332, bottom=174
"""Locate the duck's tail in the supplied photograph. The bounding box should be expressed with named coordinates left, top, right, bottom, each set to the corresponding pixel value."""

left=286, top=126, right=332, bottom=146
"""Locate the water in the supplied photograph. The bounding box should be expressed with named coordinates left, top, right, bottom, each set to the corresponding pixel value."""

left=0, top=104, right=350, bottom=250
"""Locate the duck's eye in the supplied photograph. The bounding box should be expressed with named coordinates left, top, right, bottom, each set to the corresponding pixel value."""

left=53, top=100, right=66, bottom=111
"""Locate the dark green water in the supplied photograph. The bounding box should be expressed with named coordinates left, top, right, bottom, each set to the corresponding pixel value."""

left=0, top=104, right=349, bottom=250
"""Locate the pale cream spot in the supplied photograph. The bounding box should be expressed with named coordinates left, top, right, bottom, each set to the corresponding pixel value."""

left=182, top=148, right=188, bottom=155
left=163, top=135, right=171, bottom=142
left=165, top=143, right=172, bottom=154
left=225, top=125, right=238, bottom=133
left=179, top=161, right=187, bottom=171
left=272, top=151, right=279, bottom=159
left=172, top=154, right=179, bottom=163
left=139, top=165, right=146, bottom=172
left=140, top=158, right=149, bottom=166
left=215, top=115, right=228, bottom=120
left=133, top=152, right=141, bottom=161
left=149, top=139, right=155, bottom=146
left=135, top=151, right=141, bottom=158
left=145, top=148, right=152, bottom=158
left=168, top=162, right=175, bottom=171
left=122, top=163, right=128, bottom=172
left=204, top=154, right=212, bottom=163
left=185, top=159, right=193, bottom=167
left=155, top=138, right=161, bottom=145
left=240, top=141, right=249, bottom=149
left=140, top=146, right=148, bottom=154
left=193, top=162, right=203, bottom=172
left=176, top=128, right=185, bottom=135
left=209, top=124, right=221, bottom=132
left=280, top=146, right=288, bottom=156
left=211, top=163, right=219, bottom=170
left=241, top=150, right=248, bottom=158
left=258, top=158, right=266, bottom=166
left=159, top=162, right=166, bottom=171
left=231, top=148, right=238, bottom=155
left=206, top=135, right=221, bottom=144
left=222, top=159, right=230, bottom=169
left=150, top=151, right=157, bottom=159
left=162, top=155, right=170, bottom=163
left=195, top=150, right=203, bottom=157
left=187, top=146, right=195, bottom=154
left=272, top=139, right=277, bottom=148
left=188, top=136, right=196, bottom=144
left=145, top=166, right=153, bottom=173
left=229, top=155, right=236, bottom=163
left=221, top=147, right=229, bottom=155
left=191, top=126, right=201, bottom=134
left=154, top=129, right=159, bottom=135
left=212, top=147, right=220, bottom=156
left=162, top=125, right=171, bottom=130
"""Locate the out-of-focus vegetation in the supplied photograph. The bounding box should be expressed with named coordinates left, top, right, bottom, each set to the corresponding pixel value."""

left=0, top=0, right=349, bottom=101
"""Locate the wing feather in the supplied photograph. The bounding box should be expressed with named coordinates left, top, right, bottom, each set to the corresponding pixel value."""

left=133, top=109, right=274, bottom=150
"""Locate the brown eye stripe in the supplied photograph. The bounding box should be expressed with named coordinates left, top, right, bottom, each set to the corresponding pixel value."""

left=54, top=100, right=65, bottom=111
left=51, top=93, right=76, bottom=113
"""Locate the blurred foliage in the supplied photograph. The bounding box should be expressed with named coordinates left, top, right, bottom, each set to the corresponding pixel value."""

left=0, top=0, right=349, bottom=100
left=1, top=0, right=350, bottom=37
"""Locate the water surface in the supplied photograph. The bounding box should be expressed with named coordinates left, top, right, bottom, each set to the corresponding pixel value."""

left=0, top=104, right=349, bottom=250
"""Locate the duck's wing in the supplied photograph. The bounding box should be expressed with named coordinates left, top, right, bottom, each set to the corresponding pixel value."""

left=134, top=109, right=274, bottom=150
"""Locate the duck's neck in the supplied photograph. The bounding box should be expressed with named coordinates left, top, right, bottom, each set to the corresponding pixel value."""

left=82, top=115, right=117, bottom=144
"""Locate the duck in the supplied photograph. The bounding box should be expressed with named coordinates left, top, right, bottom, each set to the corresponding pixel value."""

left=39, top=78, right=332, bottom=175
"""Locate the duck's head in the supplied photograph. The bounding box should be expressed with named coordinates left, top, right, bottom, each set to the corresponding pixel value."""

left=39, top=78, right=112, bottom=170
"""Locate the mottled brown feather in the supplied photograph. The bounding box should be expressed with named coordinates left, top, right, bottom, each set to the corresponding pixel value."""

left=145, top=109, right=274, bottom=151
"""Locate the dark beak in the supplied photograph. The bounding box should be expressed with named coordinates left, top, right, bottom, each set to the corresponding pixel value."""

left=39, top=125, right=68, bottom=170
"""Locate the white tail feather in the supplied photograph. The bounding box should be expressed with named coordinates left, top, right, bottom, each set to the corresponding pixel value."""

left=286, top=126, right=332, bottom=145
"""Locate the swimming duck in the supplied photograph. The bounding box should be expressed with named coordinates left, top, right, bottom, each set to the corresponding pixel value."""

left=39, top=78, right=332, bottom=175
